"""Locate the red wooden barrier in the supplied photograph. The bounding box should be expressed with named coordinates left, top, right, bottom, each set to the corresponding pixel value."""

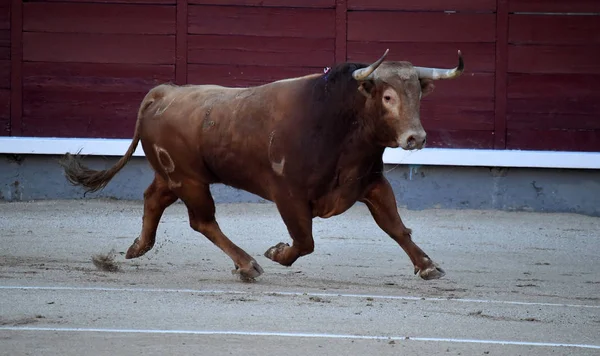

left=3, top=0, right=599, bottom=151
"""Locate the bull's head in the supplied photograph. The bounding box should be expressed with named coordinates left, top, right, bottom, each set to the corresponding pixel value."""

left=352, top=49, right=464, bottom=150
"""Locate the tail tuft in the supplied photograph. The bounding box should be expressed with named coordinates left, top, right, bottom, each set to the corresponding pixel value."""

left=59, top=151, right=115, bottom=194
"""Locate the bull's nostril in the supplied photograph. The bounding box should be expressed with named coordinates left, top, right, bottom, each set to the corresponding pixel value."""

left=406, top=135, right=416, bottom=149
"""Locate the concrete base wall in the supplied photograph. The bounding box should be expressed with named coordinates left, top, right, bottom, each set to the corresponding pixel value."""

left=1, top=154, right=599, bottom=216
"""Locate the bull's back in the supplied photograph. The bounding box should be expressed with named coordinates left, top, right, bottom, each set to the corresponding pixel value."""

left=138, top=83, right=285, bottom=200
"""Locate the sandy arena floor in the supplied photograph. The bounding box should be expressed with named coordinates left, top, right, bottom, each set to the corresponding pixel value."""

left=0, top=200, right=599, bottom=355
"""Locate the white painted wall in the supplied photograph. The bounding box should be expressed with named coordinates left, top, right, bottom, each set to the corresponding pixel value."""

left=1, top=137, right=599, bottom=169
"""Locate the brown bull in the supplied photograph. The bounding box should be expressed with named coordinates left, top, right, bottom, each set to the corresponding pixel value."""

left=60, top=49, right=464, bottom=282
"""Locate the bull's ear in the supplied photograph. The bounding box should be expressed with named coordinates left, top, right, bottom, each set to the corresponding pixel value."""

left=420, top=78, right=435, bottom=98
left=358, top=80, right=375, bottom=98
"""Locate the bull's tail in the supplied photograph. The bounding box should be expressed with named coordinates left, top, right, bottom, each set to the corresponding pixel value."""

left=60, top=95, right=154, bottom=194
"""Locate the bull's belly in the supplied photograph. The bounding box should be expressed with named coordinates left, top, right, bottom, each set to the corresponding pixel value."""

left=311, top=188, right=362, bottom=219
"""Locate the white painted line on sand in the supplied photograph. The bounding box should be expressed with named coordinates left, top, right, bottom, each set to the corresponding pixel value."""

left=1, top=326, right=599, bottom=350
left=1, top=285, right=598, bottom=309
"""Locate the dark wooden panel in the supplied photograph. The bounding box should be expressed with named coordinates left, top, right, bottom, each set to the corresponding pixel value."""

left=38, top=0, right=175, bottom=4
left=175, top=0, right=187, bottom=85
left=507, top=130, right=600, bottom=152
left=188, top=64, right=322, bottom=87
left=0, top=89, right=10, bottom=136
left=335, top=0, right=347, bottom=63
left=509, top=45, right=600, bottom=74
left=22, top=91, right=144, bottom=138
left=10, top=0, right=22, bottom=136
left=507, top=74, right=600, bottom=115
left=509, top=15, right=600, bottom=45
left=425, top=130, right=494, bottom=149
left=348, top=12, right=496, bottom=43
left=24, top=3, right=176, bottom=35
left=189, top=0, right=335, bottom=7
left=23, top=62, right=174, bottom=92
left=422, top=73, right=495, bottom=101
left=0, top=60, right=9, bottom=88
left=188, top=35, right=334, bottom=67
left=348, top=0, right=496, bottom=11
left=509, top=0, right=600, bottom=13
left=23, top=33, right=176, bottom=64
left=494, top=0, right=508, bottom=149
left=347, top=42, right=494, bottom=73
left=420, top=74, right=495, bottom=131
left=188, top=6, right=335, bottom=38
left=0, top=1, right=9, bottom=31
left=421, top=101, right=494, bottom=131
left=0, top=30, right=9, bottom=49
left=507, top=113, right=600, bottom=130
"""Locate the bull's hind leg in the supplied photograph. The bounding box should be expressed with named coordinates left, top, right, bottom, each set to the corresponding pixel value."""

left=178, top=181, right=264, bottom=282
left=264, top=198, right=314, bottom=266
left=126, top=174, right=178, bottom=259
left=361, top=176, right=445, bottom=280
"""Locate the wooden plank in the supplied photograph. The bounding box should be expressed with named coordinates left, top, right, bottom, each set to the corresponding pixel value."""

left=175, top=0, right=187, bottom=84
left=421, top=73, right=495, bottom=101
left=348, top=0, right=496, bottom=11
left=37, top=0, right=175, bottom=4
left=188, top=64, right=322, bottom=87
left=424, top=130, right=494, bottom=149
left=10, top=0, right=22, bottom=136
left=188, top=6, right=335, bottom=38
left=507, top=113, right=600, bottom=130
left=0, top=30, right=9, bottom=49
left=335, top=0, right=347, bottom=63
left=509, top=0, right=600, bottom=13
left=348, top=12, right=496, bottom=43
left=507, top=74, right=600, bottom=114
left=509, top=15, right=600, bottom=45
left=23, top=62, right=174, bottom=92
left=23, top=33, right=176, bottom=64
left=507, top=129, right=600, bottom=152
left=0, top=60, right=9, bottom=88
left=188, top=0, right=335, bottom=7
left=509, top=45, right=600, bottom=74
left=421, top=102, right=494, bottom=131
left=347, top=42, right=495, bottom=73
left=0, top=1, right=9, bottom=30
left=0, top=89, right=9, bottom=136
left=23, top=3, right=176, bottom=35
left=22, top=91, right=143, bottom=138
left=494, top=0, right=508, bottom=149
left=188, top=35, right=334, bottom=67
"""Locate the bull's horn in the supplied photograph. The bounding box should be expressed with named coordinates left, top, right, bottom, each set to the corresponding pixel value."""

left=352, top=48, right=390, bottom=81
left=415, top=50, right=464, bottom=80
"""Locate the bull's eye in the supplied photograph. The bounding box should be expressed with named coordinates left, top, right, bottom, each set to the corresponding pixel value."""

left=384, top=95, right=391, bottom=102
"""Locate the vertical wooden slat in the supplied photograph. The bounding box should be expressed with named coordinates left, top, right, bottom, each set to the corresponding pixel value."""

left=10, top=0, right=22, bottom=136
left=493, top=0, right=508, bottom=149
left=175, top=0, right=187, bottom=84
left=334, top=0, right=347, bottom=63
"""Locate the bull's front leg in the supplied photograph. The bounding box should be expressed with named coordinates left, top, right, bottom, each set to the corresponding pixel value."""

left=264, top=198, right=314, bottom=267
left=361, top=176, right=445, bottom=280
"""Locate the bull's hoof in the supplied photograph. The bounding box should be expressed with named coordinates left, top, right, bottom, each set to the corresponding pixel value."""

left=264, top=242, right=290, bottom=262
left=232, top=259, right=264, bottom=283
left=125, top=237, right=151, bottom=259
left=414, top=263, right=446, bottom=280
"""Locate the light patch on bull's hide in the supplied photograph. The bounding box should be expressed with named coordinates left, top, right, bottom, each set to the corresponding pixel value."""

left=154, top=97, right=176, bottom=116
left=154, top=145, right=175, bottom=173
left=268, top=130, right=285, bottom=176
left=153, top=145, right=182, bottom=189
left=271, top=158, right=285, bottom=176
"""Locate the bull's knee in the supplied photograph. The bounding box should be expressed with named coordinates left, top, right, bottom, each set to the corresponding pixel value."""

left=189, top=218, right=218, bottom=236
